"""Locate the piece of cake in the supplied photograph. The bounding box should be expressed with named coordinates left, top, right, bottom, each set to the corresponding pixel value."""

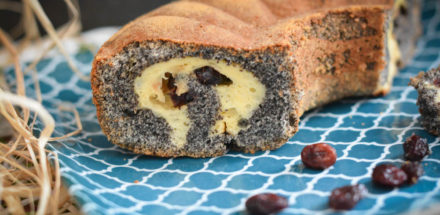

left=91, top=0, right=420, bottom=157
left=410, top=66, right=440, bottom=136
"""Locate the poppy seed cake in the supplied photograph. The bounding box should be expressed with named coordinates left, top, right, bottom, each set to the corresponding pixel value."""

left=410, top=66, right=440, bottom=136
left=91, top=0, right=420, bottom=157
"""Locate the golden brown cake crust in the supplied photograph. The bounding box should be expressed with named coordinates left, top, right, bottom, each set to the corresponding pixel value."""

left=92, top=0, right=392, bottom=63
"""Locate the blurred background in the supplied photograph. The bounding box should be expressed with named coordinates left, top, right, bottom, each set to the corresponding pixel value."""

left=0, top=0, right=173, bottom=39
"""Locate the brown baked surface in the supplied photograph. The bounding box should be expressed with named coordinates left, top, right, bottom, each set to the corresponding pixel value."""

left=94, top=1, right=394, bottom=61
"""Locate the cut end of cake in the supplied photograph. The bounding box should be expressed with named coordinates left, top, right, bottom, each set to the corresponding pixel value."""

left=410, top=66, right=440, bottom=136
left=92, top=41, right=295, bottom=157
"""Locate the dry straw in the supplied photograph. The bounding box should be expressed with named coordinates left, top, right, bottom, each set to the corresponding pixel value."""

left=0, top=0, right=86, bottom=214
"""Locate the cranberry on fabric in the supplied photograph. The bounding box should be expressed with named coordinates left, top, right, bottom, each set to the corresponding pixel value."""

left=245, top=193, right=288, bottom=215
left=401, top=161, right=424, bottom=184
left=301, top=143, right=337, bottom=169
left=329, top=184, right=367, bottom=210
left=403, top=134, right=430, bottom=161
left=372, top=164, right=407, bottom=187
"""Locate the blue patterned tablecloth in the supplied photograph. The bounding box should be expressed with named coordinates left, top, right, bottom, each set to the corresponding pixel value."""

left=6, top=0, right=440, bottom=214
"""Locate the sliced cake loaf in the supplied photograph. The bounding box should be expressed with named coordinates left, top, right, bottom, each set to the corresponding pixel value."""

left=91, top=0, right=420, bottom=157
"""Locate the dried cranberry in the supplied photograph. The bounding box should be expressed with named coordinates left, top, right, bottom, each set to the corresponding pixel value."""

left=301, top=143, right=337, bottom=169
left=194, top=66, right=232, bottom=86
left=245, top=193, right=288, bottom=215
left=401, top=161, right=424, bottom=184
left=170, top=91, right=194, bottom=108
left=164, top=72, right=177, bottom=92
left=162, top=72, right=194, bottom=107
left=372, top=164, right=407, bottom=187
left=329, top=184, right=366, bottom=210
left=403, top=134, right=430, bottom=161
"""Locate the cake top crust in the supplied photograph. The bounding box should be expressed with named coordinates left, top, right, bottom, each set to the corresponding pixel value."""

left=94, top=0, right=393, bottom=62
